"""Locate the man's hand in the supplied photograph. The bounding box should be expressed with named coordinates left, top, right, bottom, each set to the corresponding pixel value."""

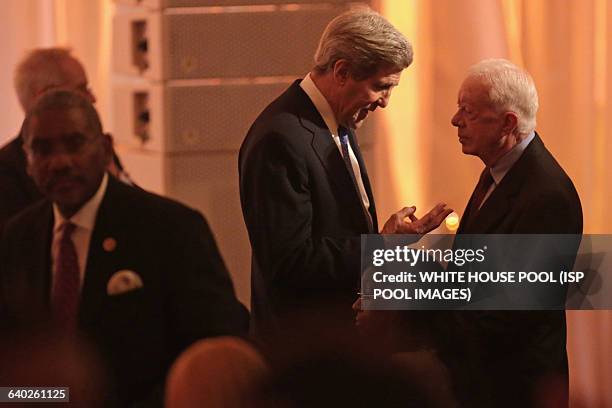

left=381, top=203, right=453, bottom=235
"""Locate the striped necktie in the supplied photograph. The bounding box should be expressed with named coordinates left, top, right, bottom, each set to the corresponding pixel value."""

left=338, top=126, right=374, bottom=232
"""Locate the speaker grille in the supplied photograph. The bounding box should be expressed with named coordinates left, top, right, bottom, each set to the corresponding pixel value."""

left=163, top=8, right=347, bottom=79
left=167, top=82, right=289, bottom=151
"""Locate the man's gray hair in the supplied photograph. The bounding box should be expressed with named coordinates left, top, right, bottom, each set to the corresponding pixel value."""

left=468, top=58, right=539, bottom=135
left=14, top=47, right=80, bottom=112
left=22, top=90, right=103, bottom=143
left=313, top=8, right=413, bottom=79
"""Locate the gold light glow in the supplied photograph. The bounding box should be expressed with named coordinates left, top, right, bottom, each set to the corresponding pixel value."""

left=445, top=211, right=460, bottom=232
left=379, top=0, right=424, bottom=212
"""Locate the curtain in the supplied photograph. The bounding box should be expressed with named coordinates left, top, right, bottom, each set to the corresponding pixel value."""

left=379, top=1, right=612, bottom=406
left=0, top=0, right=112, bottom=145
left=0, top=0, right=55, bottom=143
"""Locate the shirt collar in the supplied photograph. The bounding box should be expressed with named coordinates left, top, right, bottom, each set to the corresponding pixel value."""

left=53, top=173, right=108, bottom=233
left=300, top=73, right=339, bottom=136
left=490, top=131, right=536, bottom=185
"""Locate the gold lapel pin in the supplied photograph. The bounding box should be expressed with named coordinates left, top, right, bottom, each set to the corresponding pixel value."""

left=103, top=237, right=117, bottom=252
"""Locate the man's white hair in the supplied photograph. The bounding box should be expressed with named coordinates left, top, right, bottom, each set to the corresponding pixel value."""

left=468, top=58, right=538, bottom=136
left=13, top=47, right=80, bottom=112
left=314, top=8, right=413, bottom=79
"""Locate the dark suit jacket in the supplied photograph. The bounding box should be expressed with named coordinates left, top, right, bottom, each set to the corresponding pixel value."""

left=0, top=176, right=249, bottom=407
left=0, top=134, right=42, bottom=233
left=454, top=133, right=582, bottom=407
left=239, top=80, right=377, bottom=337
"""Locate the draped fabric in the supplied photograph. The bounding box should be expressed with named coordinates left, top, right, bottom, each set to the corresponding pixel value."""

left=378, top=1, right=612, bottom=406
left=0, top=0, right=112, bottom=145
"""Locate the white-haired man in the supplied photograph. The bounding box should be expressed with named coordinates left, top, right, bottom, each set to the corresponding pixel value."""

left=240, top=9, right=451, bottom=338
left=451, top=59, right=582, bottom=406
left=0, top=48, right=130, bottom=232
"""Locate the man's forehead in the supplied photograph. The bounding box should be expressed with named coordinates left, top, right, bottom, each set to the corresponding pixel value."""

left=375, top=69, right=402, bottom=83
left=458, top=77, right=491, bottom=102
left=28, top=107, right=89, bottom=136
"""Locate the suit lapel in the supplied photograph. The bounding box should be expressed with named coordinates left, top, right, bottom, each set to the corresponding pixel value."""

left=78, top=177, right=123, bottom=327
left=292, top=83, right=372, bottom=233
left=28, top=205, right=54, bottom=312
left=467, top=182, right=516, bottom=233
left=458, top=134, right=544, bottom=233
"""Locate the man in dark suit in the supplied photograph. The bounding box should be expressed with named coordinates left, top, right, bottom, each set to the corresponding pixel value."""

left=0, top=47, right=130, bottom=233
left=0, top=90, right=249, bottom=407
left=239, top=9, right=451, bottom=338
left=451, top=59, right=582, bottom=407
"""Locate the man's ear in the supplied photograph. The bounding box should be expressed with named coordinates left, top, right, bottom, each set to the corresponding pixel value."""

left=502, top=112, right=519, bottom=136
left=25, top=156, right=33, bottom=177
left=332, top=59, right=351, bottom=86
left=21, top=136, right=34, bottom=177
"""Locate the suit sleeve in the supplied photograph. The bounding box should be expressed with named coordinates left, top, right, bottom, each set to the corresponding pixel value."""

left=165, top=209, right=248, bottom=352
left=0, top=167, right=31, bottom=234
left=0, top=225, right=9, bottom=327
left=240, top=131, right=361, bottom=291
left=511, top=189, right=583, bottom=234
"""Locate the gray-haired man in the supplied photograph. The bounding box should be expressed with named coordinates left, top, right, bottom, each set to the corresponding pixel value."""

left=240, top=9, right=450, bottom=338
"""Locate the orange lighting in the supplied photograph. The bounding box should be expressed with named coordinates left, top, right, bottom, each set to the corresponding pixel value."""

left=445, top=211, right=460, bottom=232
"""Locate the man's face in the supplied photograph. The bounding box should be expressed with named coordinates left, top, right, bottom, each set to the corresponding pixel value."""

left=451, top=76, right=507, bottom=162
left=24, top=107, right=110, bottom=218
left=336, top=66, right=402, bottom=129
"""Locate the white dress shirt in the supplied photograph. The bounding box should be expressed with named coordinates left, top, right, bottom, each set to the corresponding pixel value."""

left=300, top=73, right=371, bottom=212
left=51, top=173, right=108, bottom=291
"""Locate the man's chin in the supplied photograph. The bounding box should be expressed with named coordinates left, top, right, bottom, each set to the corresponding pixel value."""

left=353, top=111, right=371, bottom=129
left=461, top=144, right=476, bottom=156
left=50, top=192, right=88, bottom=217
left=352, top=119, right=366, bottom=129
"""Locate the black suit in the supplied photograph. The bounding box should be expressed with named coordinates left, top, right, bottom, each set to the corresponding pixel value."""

left=0, top=176, right=249, bottom=407
left=239, top=80, right=377, bottom=337
left=454, top=133, right=582, bottom=407
left=0, top=134, right=42, bottom=233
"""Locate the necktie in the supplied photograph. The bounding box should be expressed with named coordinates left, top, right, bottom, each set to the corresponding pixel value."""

left=338, top=127, right=357, bottom=181
left=338, top=126, right=374, bottom=232
left=464, top=168, right=494, bottom=228
left=52, top=221, right=80, bottom=327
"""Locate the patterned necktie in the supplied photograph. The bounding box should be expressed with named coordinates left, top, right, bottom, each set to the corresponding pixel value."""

left=338, top=127, right=356, bottom=180
left=52, top=221, right=80, bottom=328
left=464, top=168, right=494, bottom=228
left=338, top=126, right=374, bottom=232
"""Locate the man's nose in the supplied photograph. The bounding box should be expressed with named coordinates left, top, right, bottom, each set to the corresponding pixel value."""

left=47, top=151, right=74, bottom=172
left=87, top=89, right=97, bottom=104
left=451, top=111, right=461, bottom=127
left=377, top=92, right=390, bottom=109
